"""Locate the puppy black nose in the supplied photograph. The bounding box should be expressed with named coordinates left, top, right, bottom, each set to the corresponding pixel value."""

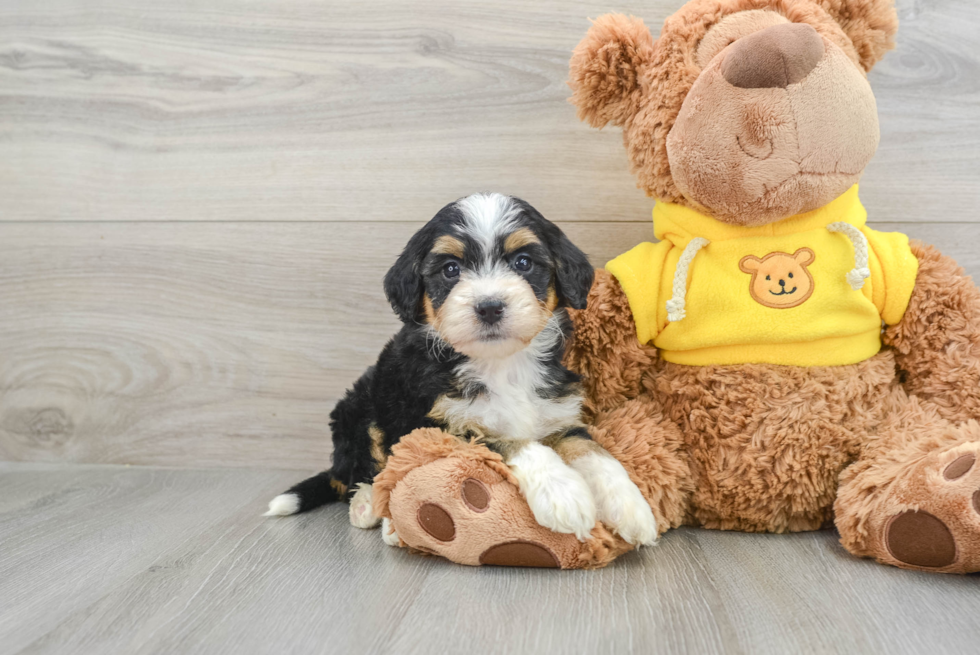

left=779, top=279, right=786, bottom=287
left=475, top=300, right=505, bottom=325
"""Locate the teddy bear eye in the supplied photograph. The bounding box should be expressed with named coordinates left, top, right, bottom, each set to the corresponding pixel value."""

left=766, top=275, right=770, bottom=281
left=789, top=272, right=794, bottom=278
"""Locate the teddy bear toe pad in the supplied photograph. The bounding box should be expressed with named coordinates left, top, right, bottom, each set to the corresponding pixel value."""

left=417, top=503, right=456, bottom=542
left=880, top=446, right=980, bottom=572
left=479, top=541, right=560, bottom=568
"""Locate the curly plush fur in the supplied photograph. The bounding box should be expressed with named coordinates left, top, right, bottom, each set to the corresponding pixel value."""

left=885, top=242, right=980, bottom=423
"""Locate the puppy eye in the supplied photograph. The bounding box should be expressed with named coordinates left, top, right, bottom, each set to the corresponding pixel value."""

left=513, top=255, right=532, bottom=272
left=788, top=272, right=794, bottom=279
left=443, top=261, right=460, bottom=278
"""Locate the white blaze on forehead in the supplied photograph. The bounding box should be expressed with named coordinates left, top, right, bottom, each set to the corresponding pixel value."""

left=454, top=192, right=521, bottom=267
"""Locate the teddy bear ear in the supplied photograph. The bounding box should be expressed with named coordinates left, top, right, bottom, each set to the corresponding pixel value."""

left=568, top=14, right=655, bottom=128
left=814, top=0, right=899, bottom=71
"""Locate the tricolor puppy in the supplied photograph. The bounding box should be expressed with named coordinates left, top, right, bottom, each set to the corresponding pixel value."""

left=266, top=193, right=657, bottom=547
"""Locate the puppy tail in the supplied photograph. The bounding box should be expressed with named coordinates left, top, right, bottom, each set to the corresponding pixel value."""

left=264, top=470, right=347, bottom=516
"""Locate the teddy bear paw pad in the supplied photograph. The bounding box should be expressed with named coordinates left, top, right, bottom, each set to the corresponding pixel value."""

left=882, top=446, right=980, bottom=572
left=885, top=511, right=956, bottom=568
left=461, top=478, right=490, bottom=512
left=944, top=453, right=975, bottom=480
left=479, top=541, right=560, bottom=568
left=417, top=503, right=455, bottom=541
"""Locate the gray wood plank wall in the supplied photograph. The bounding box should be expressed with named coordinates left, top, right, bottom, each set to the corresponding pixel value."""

left=2, top=0, right=979, bottom=470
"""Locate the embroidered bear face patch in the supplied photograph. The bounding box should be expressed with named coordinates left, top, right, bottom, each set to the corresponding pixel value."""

left=738, top=248, right=815, bottom=309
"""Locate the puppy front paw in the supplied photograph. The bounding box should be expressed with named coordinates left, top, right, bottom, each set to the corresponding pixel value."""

left=509, top=444, right=597, bottom=541
left=573, top=452, right=658, bottom=546
left=381, top=517, right=401, bottom=547
left=523, top=471, right=597, bottom=541
left=600, top=487, right=657, bottom=546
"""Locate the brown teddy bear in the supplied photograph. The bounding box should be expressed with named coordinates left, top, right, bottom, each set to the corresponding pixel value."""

left=373, top=0, right=980, bottom=573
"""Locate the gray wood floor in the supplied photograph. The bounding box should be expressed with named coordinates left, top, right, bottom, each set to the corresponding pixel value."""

left=1, top=462, right=978, bottom=655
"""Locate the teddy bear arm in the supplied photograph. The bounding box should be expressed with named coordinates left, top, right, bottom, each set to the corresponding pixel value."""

left=883, top=240, right=980, bottom=424
left=564, top=269, right=658, bottom=415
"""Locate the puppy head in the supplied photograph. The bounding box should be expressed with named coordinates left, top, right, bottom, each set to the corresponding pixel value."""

left=384, top=193, right=594, bottom=359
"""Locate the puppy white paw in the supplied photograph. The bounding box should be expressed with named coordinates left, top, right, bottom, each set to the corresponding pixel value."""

left=348, top=483, right=381, bottom=529
left=381, top=517, right=401, bottom=547
left=264, top=493, right=299, bottom=517
left=602, top=487, right=658, bottom=546
left=572, top=452, right=658, bottom=546
left=509, top=443, right=597, bottom=541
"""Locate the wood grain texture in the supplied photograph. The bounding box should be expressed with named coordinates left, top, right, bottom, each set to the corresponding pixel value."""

left=1, top=463, right=978, bottom=655
left=0, top=0, right=977, bottom=224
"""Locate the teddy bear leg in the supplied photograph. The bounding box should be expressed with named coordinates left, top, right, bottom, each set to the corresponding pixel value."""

left=884, top=241, right=980, bottom=424
left=373, top=428, right=634, bottom=569
left=835, top=393, right=980, bottom=573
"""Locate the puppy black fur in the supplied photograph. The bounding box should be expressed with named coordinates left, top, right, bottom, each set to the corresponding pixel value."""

left=273, top=194, right=594, bottom=514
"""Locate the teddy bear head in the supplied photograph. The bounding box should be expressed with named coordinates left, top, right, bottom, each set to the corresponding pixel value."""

left=569, top=0, right=898, bottom=226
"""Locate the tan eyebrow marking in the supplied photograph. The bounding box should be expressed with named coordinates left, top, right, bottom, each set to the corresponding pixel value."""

left=431, top=235, right=465, bottom=259
left=504, top=227, right=540, bottom=253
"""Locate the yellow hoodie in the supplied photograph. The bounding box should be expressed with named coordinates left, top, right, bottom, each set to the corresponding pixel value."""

left=606, top=186, right=918, bottom=367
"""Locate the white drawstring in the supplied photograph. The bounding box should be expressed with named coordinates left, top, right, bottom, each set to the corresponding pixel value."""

left=826, top=222, right=870, bottom=290
left=666, top=237, right=709, bottom=322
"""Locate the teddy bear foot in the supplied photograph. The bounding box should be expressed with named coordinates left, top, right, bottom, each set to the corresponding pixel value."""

left=872, top=444, right=980, bottom=573
left=372, top=428, right=634, bottom=569
left=383, top=455, right=591, bottom=567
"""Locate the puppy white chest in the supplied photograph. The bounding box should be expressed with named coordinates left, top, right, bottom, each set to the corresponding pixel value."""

left=433, top=350, right=582, bottom=442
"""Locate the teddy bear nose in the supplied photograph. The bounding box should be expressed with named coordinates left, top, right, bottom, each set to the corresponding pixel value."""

left=721, top=22, right=824, bottom=89
left=779, top=279, right=786, bottom=287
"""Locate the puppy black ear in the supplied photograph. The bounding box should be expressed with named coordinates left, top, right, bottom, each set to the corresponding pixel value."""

left=515, top=199, right=595, bottom=310
left=383, top=228, right=430, bottom=323
left=551, top=232, right=595, bottom=310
